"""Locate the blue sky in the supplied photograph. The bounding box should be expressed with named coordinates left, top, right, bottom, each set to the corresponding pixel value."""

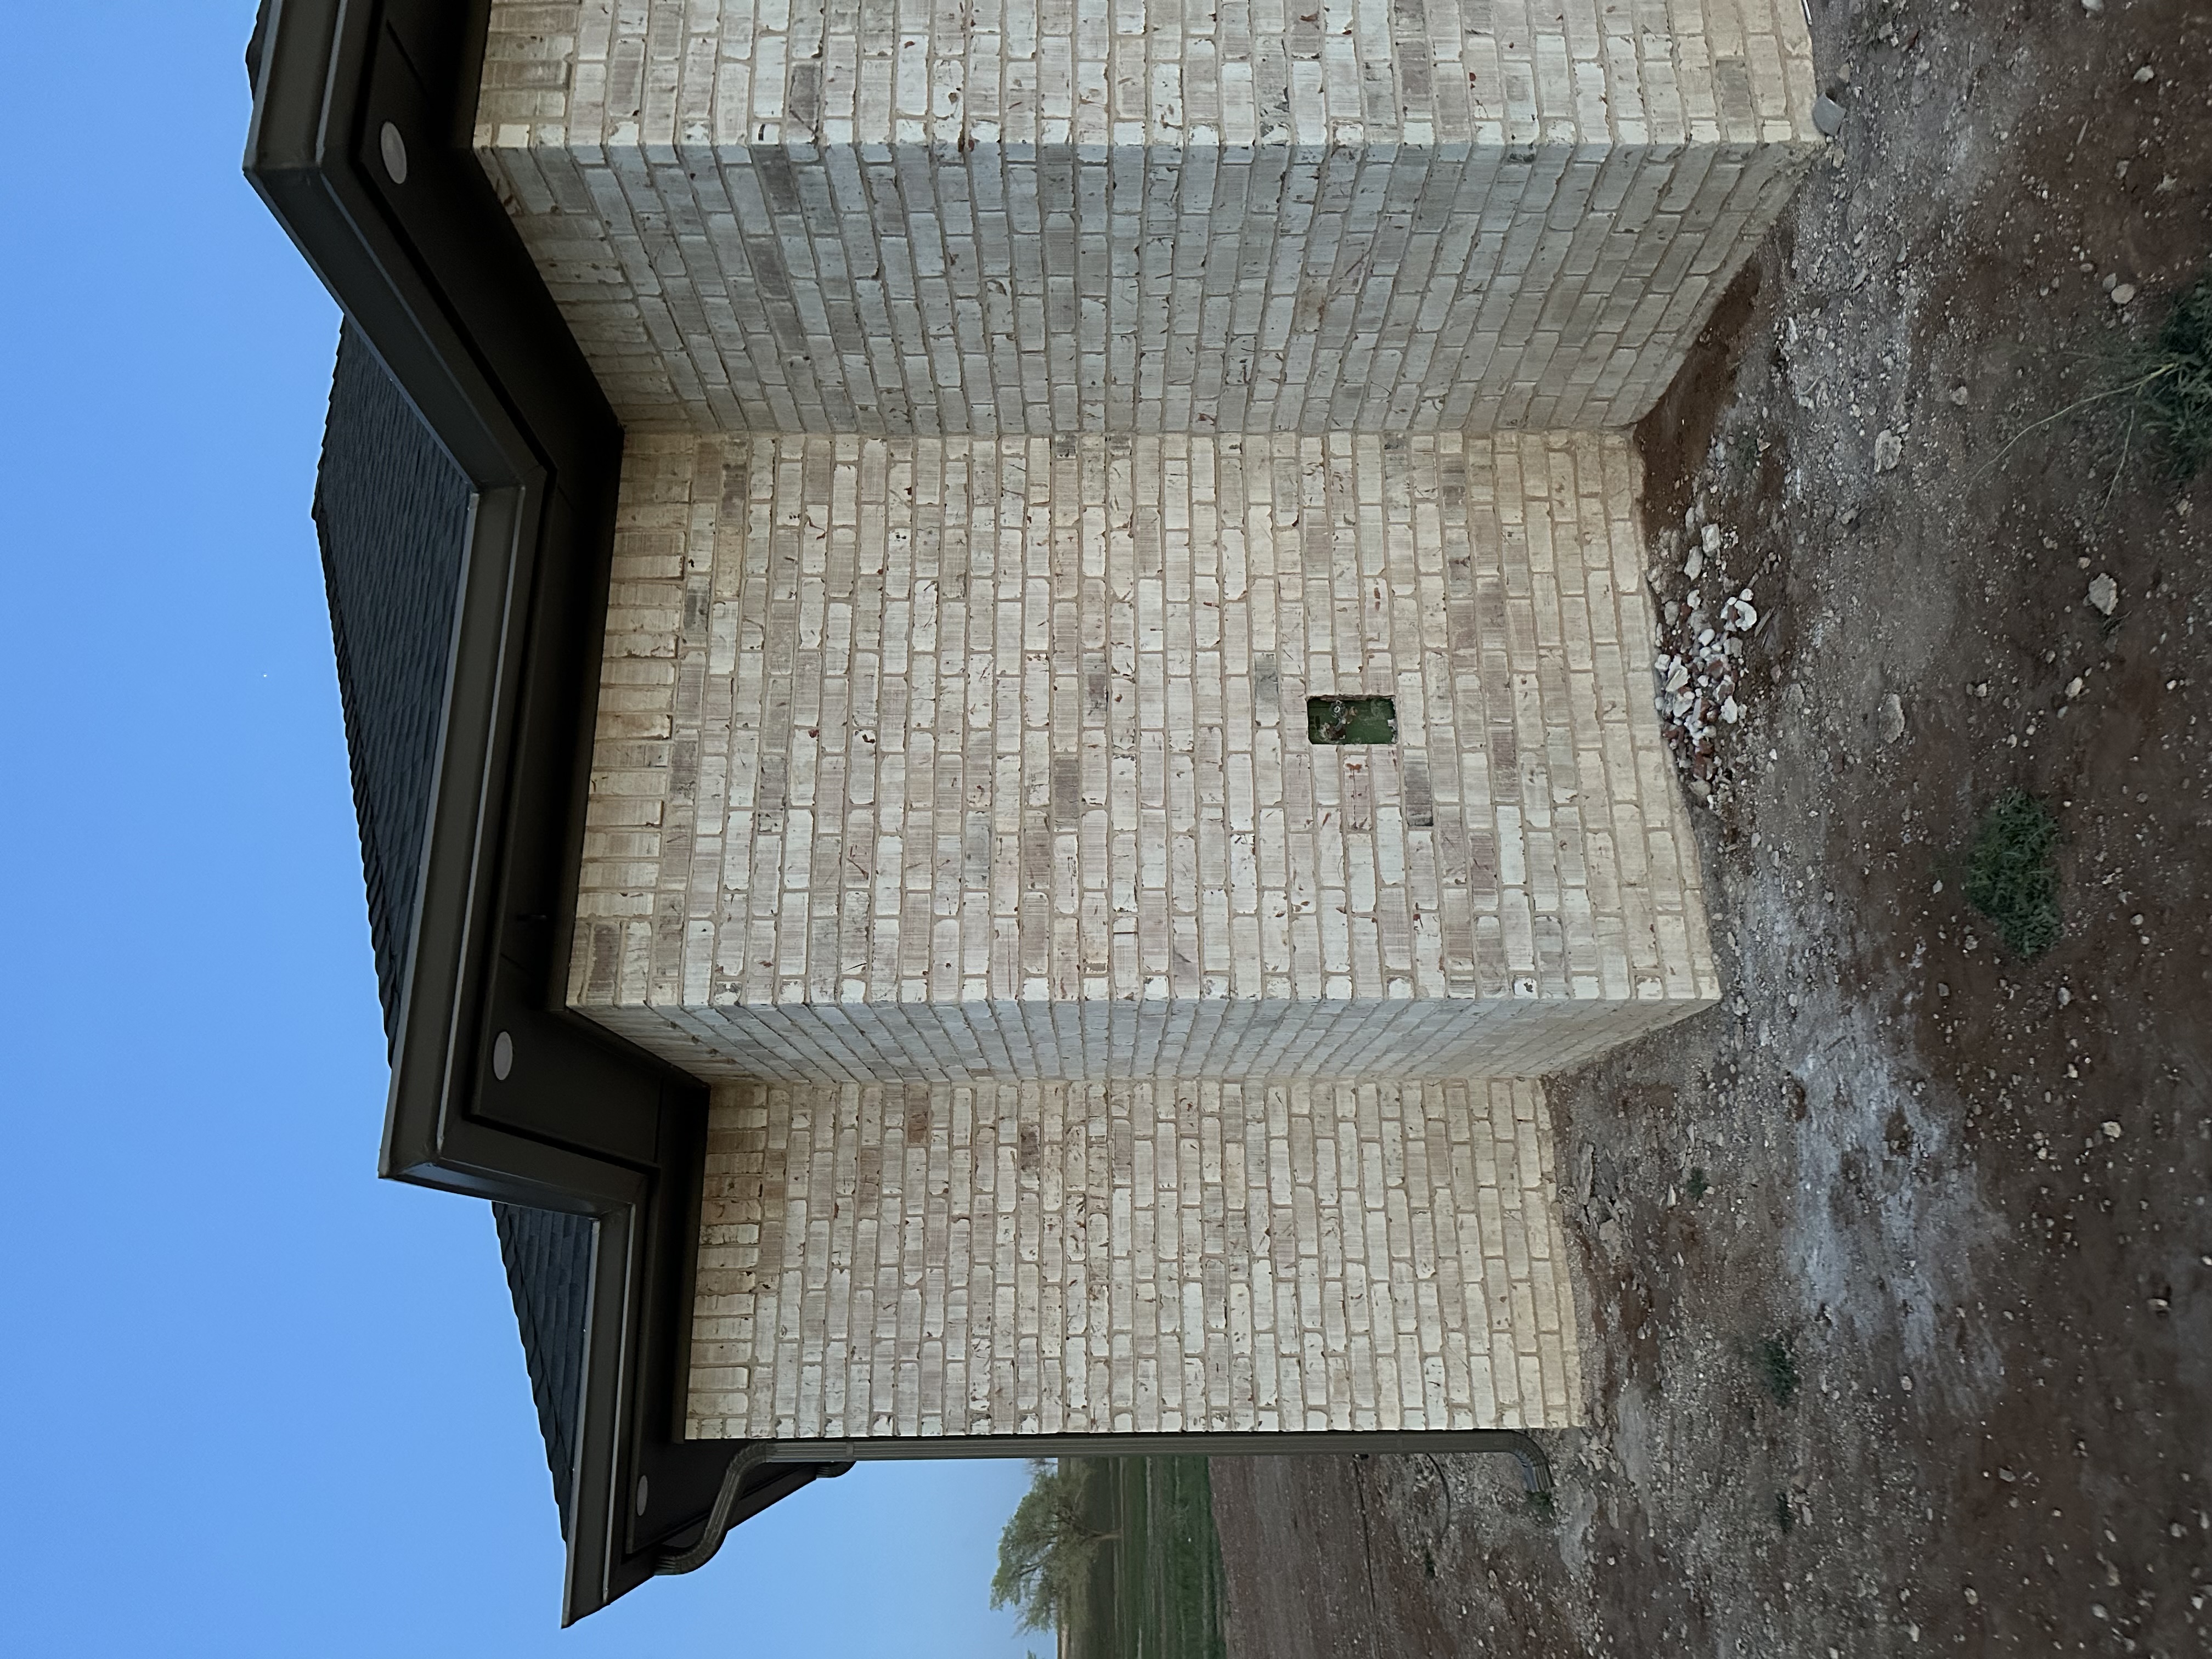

left=0, top=7, right=1037, bottom=1654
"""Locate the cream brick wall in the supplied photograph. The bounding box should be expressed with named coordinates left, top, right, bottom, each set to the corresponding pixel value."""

left=570, top=430, right=1716, bottom=1081
left=475, top=1, right=1818, bottom=433
left=688, top=1076, right=1583, bottom=1438
left=481, top=0, right=1819, bottom=151
left=469, top=0, right=1801, bottom=1446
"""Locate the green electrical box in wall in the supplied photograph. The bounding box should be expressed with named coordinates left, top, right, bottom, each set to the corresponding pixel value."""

left=1307, top=696, right=1398, bottom=745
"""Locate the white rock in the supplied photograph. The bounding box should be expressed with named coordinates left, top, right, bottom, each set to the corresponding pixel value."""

left=2102, top=1120, right=2123, bottom=1139
left=2088, top=573, right=2119, bottom=615
left=1880, top=692, right=1906, bottom=743
left=1685, top=547, right=1705, bottom=580
left=1874, top=428, right=1903, bottom=472
left=2066, top=676, right=2084, bottom=698
left=1722, top=696, right=1743, bottom=724
left=1949, top=385, right=1970, bottom=405
left=2081, top=0, right=2103, bottom=13
left=2111, top=283, right=2137, bottom=306
left=1702, top=522, right=1723, bottom=554
left=2135, top=64, right=2155, bottom=82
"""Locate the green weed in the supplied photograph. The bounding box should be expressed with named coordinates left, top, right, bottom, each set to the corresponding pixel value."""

left=1969, top=267, right=2212, bottom=495
left=2141, top=273, right=2212, bottom=478
left=1964, top=790, right=2061, bottom=958
left=1755, top=1335, right=1799, bottom=1407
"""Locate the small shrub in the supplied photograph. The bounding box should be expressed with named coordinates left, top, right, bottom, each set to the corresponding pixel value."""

left=2143, top=273, right=2212, bottom=479
left=1964, top=791, right=2061, bottom=958
left=1775, top=1491, right=1795, bottom=1533
left=1755, top=1335, right=1799, bottom=1407
left=1522, top=1489, right=1556, bottom=1523
left=1687, top=1166, right=1709, bottom=1201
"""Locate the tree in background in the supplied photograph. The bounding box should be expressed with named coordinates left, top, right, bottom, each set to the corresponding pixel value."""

left=991, top=1459, right=1116, bottom=1634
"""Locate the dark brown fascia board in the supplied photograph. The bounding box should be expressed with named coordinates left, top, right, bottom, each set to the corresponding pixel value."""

left=242, top=0, right=838, bottom=1624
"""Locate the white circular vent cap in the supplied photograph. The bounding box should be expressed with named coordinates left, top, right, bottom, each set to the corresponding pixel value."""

left=379, top=121, right=408, bottom=184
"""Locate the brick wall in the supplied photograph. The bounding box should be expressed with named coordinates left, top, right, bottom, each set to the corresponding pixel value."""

left=569, top=430, right=1716, bottom=1081
left=469, top=0, right=1815, bottom=1444
left=475, top=1, right=1818, bottom=433
left=480, top=0, right=1818, bottom=151
left=687, top=1076, right=1583, bottom=1437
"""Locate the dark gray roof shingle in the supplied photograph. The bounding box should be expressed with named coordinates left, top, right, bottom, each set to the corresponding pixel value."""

left=313, top=323, right=590, bottom=1531
left=493, top=1205, right=597, bottom=1533
left=312, top=323, right=470, bottom=1048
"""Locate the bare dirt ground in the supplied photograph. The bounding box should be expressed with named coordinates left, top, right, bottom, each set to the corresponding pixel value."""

left=1214, top=2, right=2212, bottom=1654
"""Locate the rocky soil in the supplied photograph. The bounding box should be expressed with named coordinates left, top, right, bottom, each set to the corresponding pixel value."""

left=1214, top=1, right=2212, bottom=1654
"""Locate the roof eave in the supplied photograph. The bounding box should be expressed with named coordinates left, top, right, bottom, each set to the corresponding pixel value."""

left=244, top=0, right=836, bottom=1621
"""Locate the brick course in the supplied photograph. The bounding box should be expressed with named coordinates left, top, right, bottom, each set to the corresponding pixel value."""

left=475, top=1, right=1818, bottom=433
left=687, top=1076, right=1583, bottom=1437
left=479, top=1, right=1817, bottom=155
left=569, top=429, right=1716, bottom=1081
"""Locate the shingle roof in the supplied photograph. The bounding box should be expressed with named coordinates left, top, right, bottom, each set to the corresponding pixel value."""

left=313, top=323, right=589, bottom=1530
left=493, top=1204, right=597, bottom=1533
left=312, top=323, right=469, bottom=1047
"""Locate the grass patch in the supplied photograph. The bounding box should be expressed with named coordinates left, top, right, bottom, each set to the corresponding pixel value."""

left=1964, top=790, right=2061, bottom=958
left=2142, top=273, right=2212, bottom=478
left=1521, top=1488, right=1556, bottom=1523
left=1968, top=267, right=2212, bottom=495
left=1754, top=1335, right=1799, bottom=1407
left=1061, top=1458, right=1227, bottom=1659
